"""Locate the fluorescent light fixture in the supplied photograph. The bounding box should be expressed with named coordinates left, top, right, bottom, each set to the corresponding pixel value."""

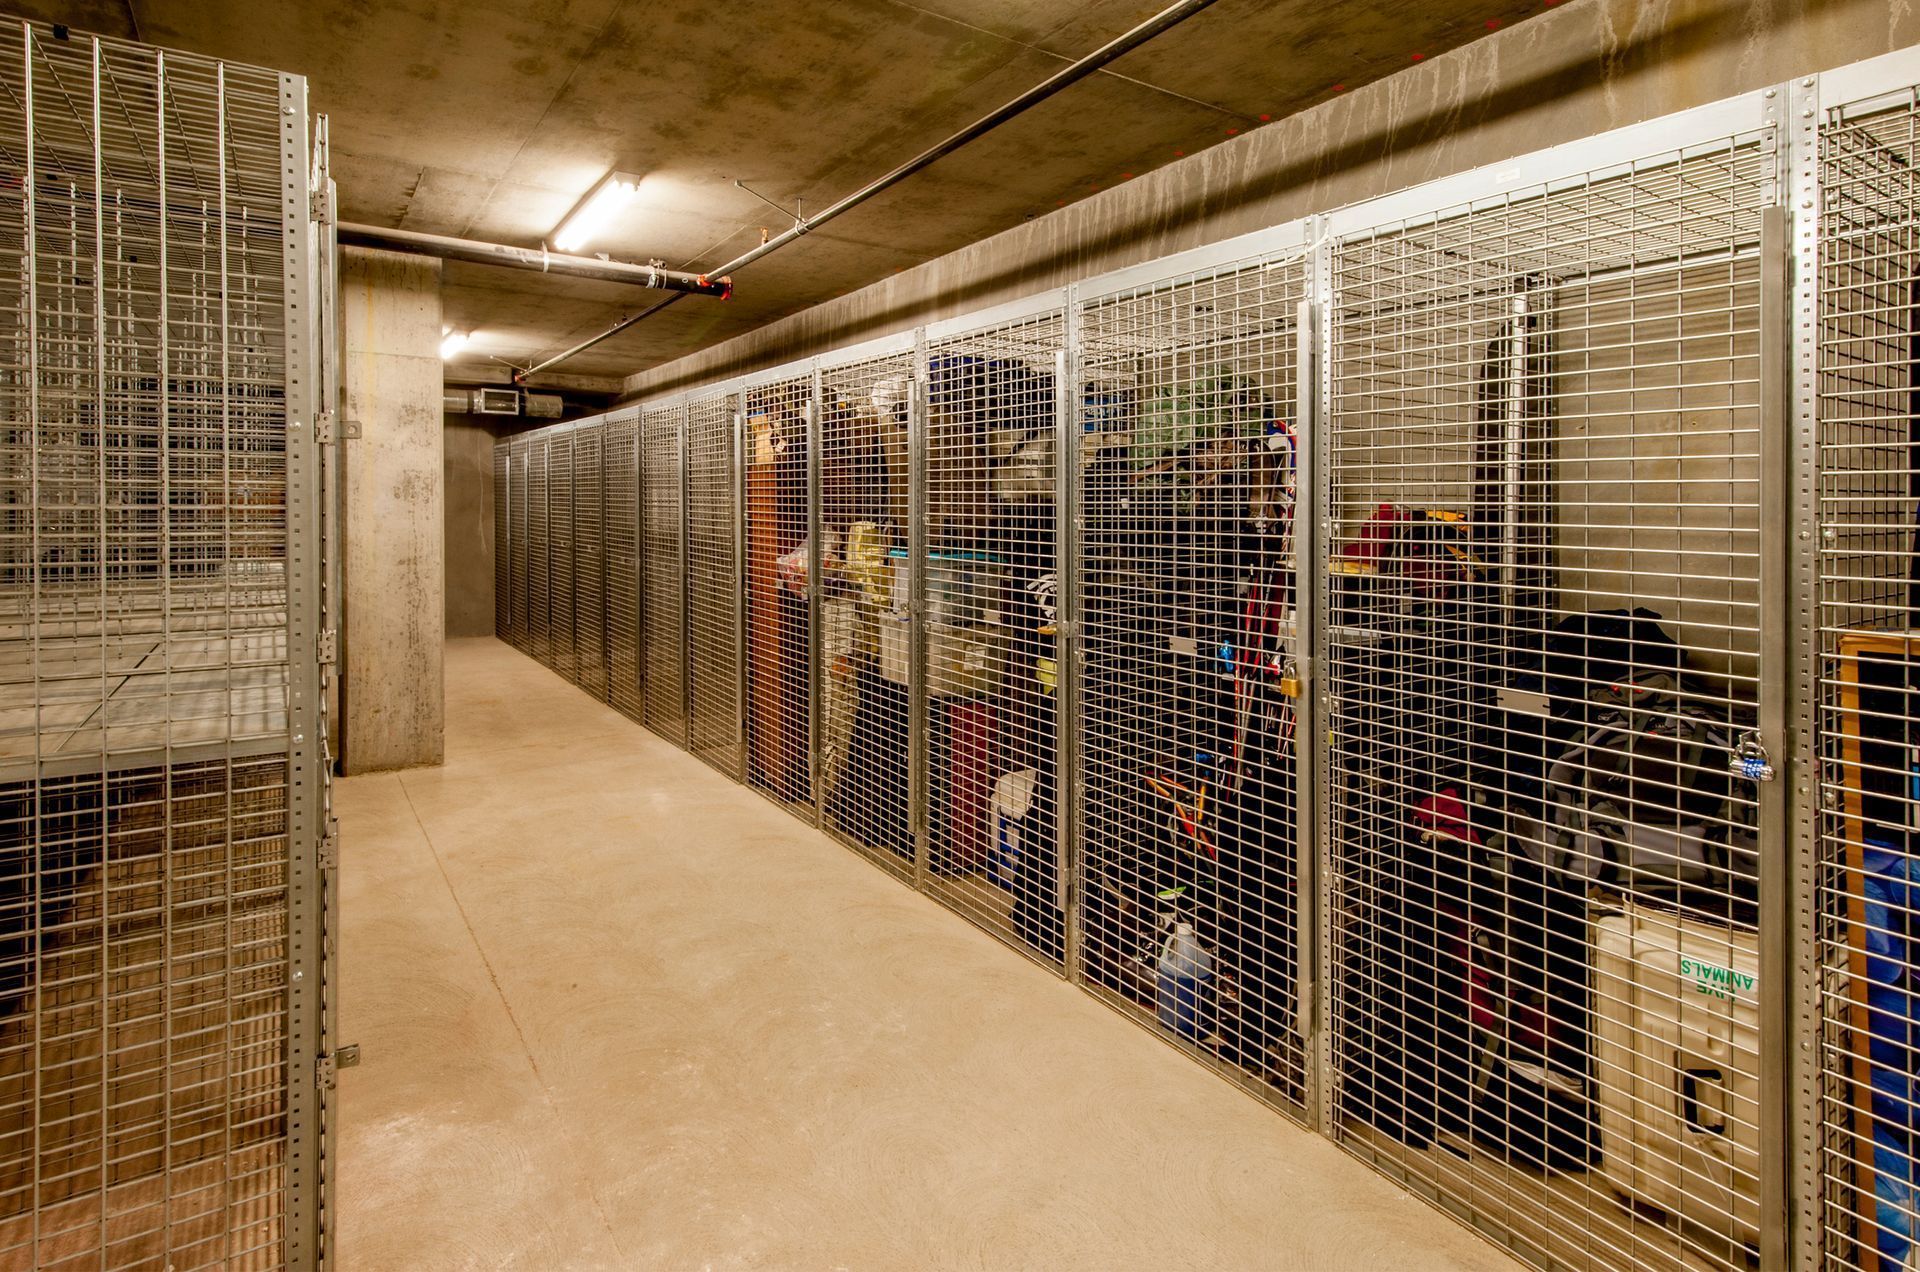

left=440, top=329, right=470, bottom=361
left=553, top=171, right=640, bottom=253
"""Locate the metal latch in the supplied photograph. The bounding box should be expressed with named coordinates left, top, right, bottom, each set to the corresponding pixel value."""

left=316, top=1044, right=361, bottom=1090
left=1730, top=730, right=1776, bottom=782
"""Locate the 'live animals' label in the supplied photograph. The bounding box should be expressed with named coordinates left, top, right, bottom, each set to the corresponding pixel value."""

left=1679, top=955, right=1755, bottom=1003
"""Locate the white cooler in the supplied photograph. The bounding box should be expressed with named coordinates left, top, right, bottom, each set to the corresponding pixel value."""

left=1591, top=902, right=1761, bottom=1247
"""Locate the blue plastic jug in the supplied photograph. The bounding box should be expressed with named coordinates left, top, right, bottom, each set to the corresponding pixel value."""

left=1156, top=921, right=1213, bottom=1041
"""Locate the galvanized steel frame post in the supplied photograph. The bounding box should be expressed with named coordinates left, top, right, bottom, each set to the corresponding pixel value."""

left=279, top=70, right=327, bottom=1271
left=679, top=404, right=693, bottom=734
left=635, top=418, right=647, bottom=716
left=731, top=393, right=750, bottom=780
left=1308, top=226, right=1337, bottom=1138
left=909, top=333, right=932, bottom=889
left=805, top=368, right=825, bottom=826
left=1785, top=68, right=1827, bottom=1272
left=1058, top=296, right=1085, bottom=984
left=1293, top=240, right=1329, bottom=1132
left=1756, top=195, right=1794, bottom=1272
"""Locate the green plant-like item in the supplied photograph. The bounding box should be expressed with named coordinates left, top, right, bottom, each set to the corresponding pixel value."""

left=1130, top=369, right=1276, bottom=492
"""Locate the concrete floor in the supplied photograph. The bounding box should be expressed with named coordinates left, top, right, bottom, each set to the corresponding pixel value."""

left=335, top=637, right=1522, bottom=1272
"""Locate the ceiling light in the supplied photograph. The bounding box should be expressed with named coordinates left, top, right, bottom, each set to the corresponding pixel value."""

left=440, top=329, right=470, bottom=360
left=552, top=171, right=640, bottom=253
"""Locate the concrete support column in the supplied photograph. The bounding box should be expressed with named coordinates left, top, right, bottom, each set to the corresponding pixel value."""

left=341, top=246, right=445, bottom=773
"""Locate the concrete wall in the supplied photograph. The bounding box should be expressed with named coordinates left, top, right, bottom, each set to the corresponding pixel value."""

left=625, top=0, right=1920, bottom=400
left=342, top=247, right=446, bottom=773
left=445, top=413, right=506, bottom=638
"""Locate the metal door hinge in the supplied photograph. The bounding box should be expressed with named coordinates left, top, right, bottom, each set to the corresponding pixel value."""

left=310, top=188, right=331, bottom=224
left=316, top=1043, right=360, bottom=1090
left=318, top=819, right=340, bottom=871
left=315, top=410, right=335, bottom=444
left=317, top=628, right=336, bottom=665
left=1294, top=979, right=1318, bottom=1037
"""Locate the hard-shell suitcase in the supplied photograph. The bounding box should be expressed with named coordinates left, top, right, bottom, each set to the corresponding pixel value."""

left=932, top=700, right=997, bottom=872
left=1591, top=902, right=1761, bottom=1247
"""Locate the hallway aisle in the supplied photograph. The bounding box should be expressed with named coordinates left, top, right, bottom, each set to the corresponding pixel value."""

left=334, top=638, right=1519, bottom=1271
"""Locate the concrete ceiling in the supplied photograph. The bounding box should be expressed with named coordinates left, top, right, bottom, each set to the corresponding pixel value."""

left=29, top=0, right=1543, bottom=384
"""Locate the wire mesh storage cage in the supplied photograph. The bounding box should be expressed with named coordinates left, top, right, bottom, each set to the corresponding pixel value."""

left=915, top=317, right=1064, bottom=959
left=814, top=350, right=914, bottom=876
left=1324, top=132, right=1773, bottom=1270
left=484, top=44, right=1920, bottom=1272
left=741, top=376, right=814, bottom=815
left=506, top=434, right=531, bottom=655
left=1078, top=255, right=1310, bottom=1103
left=571, top=423, right=607, bottom=702
left=640, top=404, right=687, bottom=745
left=493, top=439, right=510, bottom=640
left=525, top=435, right=551, bottom=668
left=548, top=430, right=576, bottom=688
left=1817, top=78, right=1920, bottom=1272
left=685, top=391, right=739, bottom=776
left=0, top=19, right=326, bottom=1272
left=603, top=411, right=641, bottom=721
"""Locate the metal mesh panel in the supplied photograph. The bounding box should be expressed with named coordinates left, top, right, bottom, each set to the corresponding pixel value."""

left=573, top=424, right=607, bottom=701
left=916, top=322, right=1063, bottom=957
left=0, top=21, right=311, bottom=1269
left=507, top=434, right=530, bottom=653
left=742, top=378, right=813, bottom=810
left=549, top=432, right=576, bottom=686
left=1816, top=90, right=1920, bottom=1272
left=604, top=412, right=641, bottom=722
left=641, top=406, right=686, bottom=745
left=1325, top=138, right=1770, bottom=1270
left=686, top=393, right=739, bottom=774
left=1078, top=261, right=1308, bottom=1094
left=526, top=437, right=550, bottom=667
left=817, top=353, right=913, bottom=876
left=493, top=438, right=505, bottom=646
left=0, top=31, right=293, bottom=769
